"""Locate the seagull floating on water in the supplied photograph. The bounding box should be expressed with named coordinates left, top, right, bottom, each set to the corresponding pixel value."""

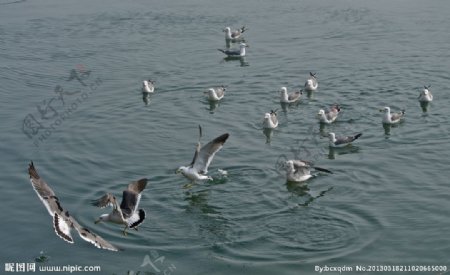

left=142, top=80, right=155, bottom=94
left=418, top=85, right=433, bottom=102
left=304, top=72, right=318, bottom=91
left=284, top=160, right=332, bottom=182
left=218, top=43, right=248, bottom=58
left=92, top=179, right=148, bottom=236
left=205, top=86, right=226, bottom=101
left=329, top=132, right=362, bottom=148
left=279, top=87, right=302, bottom=103
left=223, top=26, right=246, bottom=42
left=380, top=106, right=405, bottom=124
left=27, top=162, right=118, bottom=251
left=317, top=104, right=341, bottom=124
left=176, top=126, right=229, bottom=182
left=263, top=110, right=278, bottom=129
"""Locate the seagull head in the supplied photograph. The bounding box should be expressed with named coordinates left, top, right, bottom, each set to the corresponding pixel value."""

left=280, top=87, right=288, bottom=94
left=223, top=27, right=231, bottom=33
left=95, top=214, right=110, bottom=224
left=239, top=42, right=249, bottom=48
left=317, top=109, right=325, bottom=116
left=328, top=132, right=336, bottom=140
left=284, top=160, right=295, bottom=171
left=264, top=113, right=271, bottom=119
left=380, top=106, right=390, bottom=113
left=176, top=166, right=188, bottom=175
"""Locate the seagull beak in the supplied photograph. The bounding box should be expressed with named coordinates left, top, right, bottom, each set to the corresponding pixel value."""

left=94, top=219, right=101, bottom=224
left=175, top=169, right=181, bottom=174
left=379, top=109, right=384, bottom=112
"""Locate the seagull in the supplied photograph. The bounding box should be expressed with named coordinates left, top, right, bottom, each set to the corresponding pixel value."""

left=279, top=87, right=302, bottom=103
left=317, top=104, right=341, bottom=124
left=92, top=179, right=148, bottom=236
left=142, top=80, right=155, bottom=94
left=418, top=85, right=433, bottom=102
left=284, top=160, right=332, bottom=182
left=223, top=26, right=246, bottom=41
left=27, top=162, right=118, bottom=251
left=176, top=126, right=229, bottom=181
left=218, top=43, right=248, bottom=57
left=263, top=109, right=278, bottom=129
left=380, top=106, right=405, bottom=124
left=205, top=86, right=226, bottom=101
left=304, top=72, right=318, bottom=91
left=329, top=132, right=362, bottom=148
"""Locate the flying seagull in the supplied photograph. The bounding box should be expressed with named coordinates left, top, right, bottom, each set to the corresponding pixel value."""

left=92, top=179, right=148, bottom=236
left=304, top=72, right=318, bottom=91
left=380, top=106, right=405, bottom=124
left=27, top=162, right=118, bottom=251
left=263, top=109, right=278, bottom=129
left=418, top=85, right=433, bottom=102
left=279, top=87, right=302, bottom=103
left=223, top=26, right=246, bottom=41
left=284, top=160, right=332, bottom=182
left=328, top=132, right=362, bottom=148
left=317, top=104, right=341, bottom=124
left=176, top=125, right=229, bottom=181
left=218, top=42, right=248, bottom=57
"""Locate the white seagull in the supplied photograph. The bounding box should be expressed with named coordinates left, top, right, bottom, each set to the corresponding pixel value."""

left=176, top=126, right=229, bottom=181
left=418, top=85, right=433, bottom=102
left=279, top=87, right=302, bottom=103
left=317, top=104, right=341, bottom=124
left=223, top=26, right=246, bottom=41
left=329, top=132, right=362, bottom=148
left=27, top=162, right=118, bottom=251
left=380, top=107, right=405, bottom=124
left=263, top=110, right=278, bottom=129
left=218, top=43, right=248, bottom=58
left=92, top=179, right=148, bottom=236
left=304, top=72, right=318, bottom=91
left=142, top=80, right=155, bottom=94
left=284, top=160, right=332, bottom=183
left=206, top=86, right=226, bottom=101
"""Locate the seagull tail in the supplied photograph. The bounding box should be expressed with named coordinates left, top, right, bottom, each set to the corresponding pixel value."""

left=313, top=166, right=333, bottom=174
left=240, top=26, right=247, bottom=33
left=354, top=133, right=363, bottom=140
left=217, top=49, right=226, bottom=54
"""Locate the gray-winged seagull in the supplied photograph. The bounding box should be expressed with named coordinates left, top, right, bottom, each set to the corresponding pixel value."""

left=27, top=162, right=118, bottom=251
left=380, top=106, right=405, bottom=124
left=329, top=132, right=362, bottom=148
left=304, top=72, right=318, bottom=91
left=223, top=26, right=246, bottom=41
left=263, top=110, right=278, bottom=129
left=206, top=86, right=226, bottom=101
left=317, top=104, right=341, bottom=124
left=284, top=160, right=332, bottom=182
left=279, top=87, right=302, bottom=103
left=418, top=85, right=433, bottom=102
left=176, top=126, right=229, bottom=181
left=92, top=179, right=148, bottom=236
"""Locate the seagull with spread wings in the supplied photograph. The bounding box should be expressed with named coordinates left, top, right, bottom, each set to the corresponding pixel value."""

left=27, top=162, right=118, bottom=251
left=176, top=126, right=229, bottom=181
left=92, top=179, right=148, bottom=236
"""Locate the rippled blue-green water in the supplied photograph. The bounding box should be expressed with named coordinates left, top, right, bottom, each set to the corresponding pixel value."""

left=1, top=0, right=449, bottom=274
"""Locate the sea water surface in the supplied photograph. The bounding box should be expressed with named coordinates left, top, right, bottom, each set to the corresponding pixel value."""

left=1, top=0, right=449, bottom=274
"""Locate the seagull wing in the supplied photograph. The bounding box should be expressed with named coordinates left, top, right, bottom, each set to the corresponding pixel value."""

left=71, top=217, right=119, bottom=251
left=288, top=91, right=301, bottom=101
left=91, top=193, right=116, bottom=209
left=193, top=133, right=229, bottom=174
